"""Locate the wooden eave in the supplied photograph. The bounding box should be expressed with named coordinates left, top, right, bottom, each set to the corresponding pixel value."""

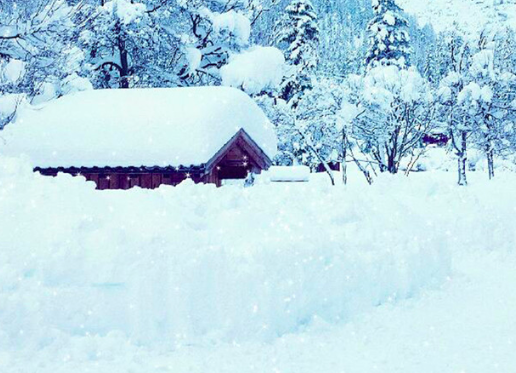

left=34, top=165, right=206, bottom=174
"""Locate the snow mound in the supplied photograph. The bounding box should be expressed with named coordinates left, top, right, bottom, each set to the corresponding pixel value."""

left=268, top=165, right=310, bottom=182
left=1, top=87, right=277, bottom=168
left=0, top=157, right=455, bottom=349
left=2, top=155, right=516, bottom=370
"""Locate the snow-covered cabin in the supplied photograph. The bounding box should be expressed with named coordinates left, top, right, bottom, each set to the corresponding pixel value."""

left=3, top=87, right=277, bottom=189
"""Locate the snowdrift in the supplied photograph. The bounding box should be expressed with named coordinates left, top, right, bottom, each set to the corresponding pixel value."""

left=3, top=156, right=513, bottom=352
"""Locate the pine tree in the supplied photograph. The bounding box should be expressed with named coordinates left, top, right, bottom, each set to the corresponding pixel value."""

left=275, top=0, right=320, bottom=107
left=364, top=0, right=411, bottom=70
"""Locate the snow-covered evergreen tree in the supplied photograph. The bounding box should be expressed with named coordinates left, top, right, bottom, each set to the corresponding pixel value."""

left=316, top=0, right=371, bottom=77
left=364, top=0, right=411, bottom=71
left=275, top=0, right=320, bottom=107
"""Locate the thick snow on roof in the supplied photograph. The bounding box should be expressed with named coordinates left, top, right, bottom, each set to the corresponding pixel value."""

left=2, top=87, right=277, bottom=168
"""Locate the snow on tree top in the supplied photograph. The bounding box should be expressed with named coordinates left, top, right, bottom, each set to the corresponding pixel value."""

left=2, top=87, right=278, bottom=168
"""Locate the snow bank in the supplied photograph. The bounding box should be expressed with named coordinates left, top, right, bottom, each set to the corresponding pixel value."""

left=0, top=156, right=460, bottom=352
left=2, top=155, right=516, bottom=370
left=2, top=87, right=277, bottom=167
left=221, top=47, right=285, bottom=95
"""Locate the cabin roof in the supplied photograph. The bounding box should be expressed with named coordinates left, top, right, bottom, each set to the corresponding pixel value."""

left=2, top=87, right=277, bottom=168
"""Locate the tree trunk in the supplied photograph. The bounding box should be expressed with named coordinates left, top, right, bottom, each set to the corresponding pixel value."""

left=348, top=145, right=373, bottom=185
left=117, top=23, right=130, bottom=89
left=119, top=45, right=130, bottom=89
left=387, top=154, right=398, bottom=174
left=342, top=130, right=347, bottom=185
left=457, top=131, right=468, bottom=186
left=387, top=125, right=400, bottom=174
left=293, top=123, right=335, bottom=186
left=315, top=157, right=335, bottom=186
left=305, top=141, right=335, bottom=185
left=486, top=145, right=495, bottom=180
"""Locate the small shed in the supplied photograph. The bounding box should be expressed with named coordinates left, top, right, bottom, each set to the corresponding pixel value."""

left=3, top=87, right=277, bottom=189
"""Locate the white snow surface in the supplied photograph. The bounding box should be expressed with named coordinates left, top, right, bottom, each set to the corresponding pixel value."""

left=268, top=165, right=310, bottom=182
left=0, top=156, right=451, bottom=347
left=1, top=87, right=277, bottom=168
left=1, top=157, right=516, bottom=372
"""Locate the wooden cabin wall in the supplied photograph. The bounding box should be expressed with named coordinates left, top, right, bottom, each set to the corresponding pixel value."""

left=202, top=171, right=220, bottom=187
left=77, top=172, right=200, bottom=190
left=38, top=164, right=260, bottom=190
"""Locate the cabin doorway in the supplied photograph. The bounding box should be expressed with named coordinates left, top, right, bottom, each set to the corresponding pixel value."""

left=217, top=165, right=249, bottom=180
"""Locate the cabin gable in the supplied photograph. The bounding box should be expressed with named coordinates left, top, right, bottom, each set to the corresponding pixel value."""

left=204, top=129, right=273, bottom=187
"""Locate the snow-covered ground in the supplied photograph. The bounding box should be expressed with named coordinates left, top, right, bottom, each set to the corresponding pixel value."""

left=1, top=156, right=516, bottom=372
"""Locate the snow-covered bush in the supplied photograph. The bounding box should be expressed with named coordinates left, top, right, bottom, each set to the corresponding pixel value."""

left=221, top=46, right=286, bottom=95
